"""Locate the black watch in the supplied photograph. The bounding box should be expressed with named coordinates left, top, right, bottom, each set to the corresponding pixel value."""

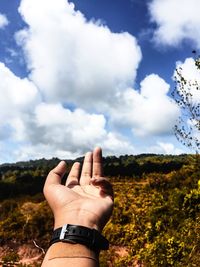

left=50, top=224, right=109, bottom=251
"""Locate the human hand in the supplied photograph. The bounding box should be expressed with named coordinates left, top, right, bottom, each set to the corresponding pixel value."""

left=43, top=147, right=114, bottom=232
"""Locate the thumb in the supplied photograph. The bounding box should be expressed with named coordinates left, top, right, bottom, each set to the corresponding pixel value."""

left=91, top=177, right=114, bottom=200
left=45, top=161, right=67, bottom=187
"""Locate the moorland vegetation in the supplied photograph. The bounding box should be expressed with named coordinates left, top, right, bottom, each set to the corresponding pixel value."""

left=0, top=154, right=200, bottom=266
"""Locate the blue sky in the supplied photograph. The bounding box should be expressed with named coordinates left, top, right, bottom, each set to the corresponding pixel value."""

left=0, top=0, right=199, bottom=163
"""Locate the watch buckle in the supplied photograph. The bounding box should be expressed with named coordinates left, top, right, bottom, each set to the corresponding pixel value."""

left=59, top=224, right=68, bottom=240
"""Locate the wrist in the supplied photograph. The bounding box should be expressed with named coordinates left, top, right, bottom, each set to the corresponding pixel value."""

left=54, top=209, right=102, bottom=232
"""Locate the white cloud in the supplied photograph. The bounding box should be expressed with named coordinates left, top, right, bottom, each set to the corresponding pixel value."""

left=110, top=74, right=180, bottom=136
left=173, top=57, right=200, bottom=151
left=16, top=0, right=142, bottom=109
left=0, top=13, right=9, bottom=29
left=102, top=132, right=135, bottom=156
left=33, top=103, right=107, bottom=150
left=31, top=103, right=134, bottom=156
left=174, top=57, right=200, bottom=103
left=149, top=0, right=200, bottom=48
left=151, top=141, right=184, bottom=155
left=0, top=71, right=135, bottom=160
left=0, top=62, right=40, bottom=162
left=0, top=62, right=40, bottom=138
left=13, top=130, right=135, bottom=161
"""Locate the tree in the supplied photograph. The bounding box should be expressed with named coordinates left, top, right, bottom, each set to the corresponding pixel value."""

left=172, top=53, right=200, bottom=153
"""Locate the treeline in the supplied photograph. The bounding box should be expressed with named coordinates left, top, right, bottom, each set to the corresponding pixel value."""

left=0, top=154, right=188, bottom=200
left=103, top=154, right=186, bottom=177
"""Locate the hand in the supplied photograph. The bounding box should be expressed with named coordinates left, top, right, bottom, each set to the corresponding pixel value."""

left=43, top=147, right=114, bottom=232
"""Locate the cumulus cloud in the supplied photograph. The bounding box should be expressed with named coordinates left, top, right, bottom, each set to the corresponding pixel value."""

left=0, top=13, right=9, bottom=29
left=102, top=132, right=135, bottom=156
left=5, top=72, right=177, bottom=160
left=149, top=0, right=200, bottom=48
left=16, top=0, right=142, bottom=109
left=0, top=62, right=40, bottom=138
left=14, top=0, right=180, bottom=138
left=31, top=103, right=134, bottom=157
left=150, top=141, right=184, bottom=155
left=173, top=57, right=200, bottom=151
left=110, top=74, right=180, bottom=136
left=0, top=61, right=134, bottom=160
left=0, top=62, right=40, bottom=162
left=33, top=103, right=106, bottom=150
left=174, top=57, right=200, bottom=103
left=13, top=131, right=135, bottom=161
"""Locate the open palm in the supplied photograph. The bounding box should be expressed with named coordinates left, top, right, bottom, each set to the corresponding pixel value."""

left=43, top=147, right=114, bottom=232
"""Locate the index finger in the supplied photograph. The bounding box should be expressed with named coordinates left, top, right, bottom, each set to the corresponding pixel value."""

left=45, top=161, right=67, bottom=187
left=80, top=152, right=92, bottom=185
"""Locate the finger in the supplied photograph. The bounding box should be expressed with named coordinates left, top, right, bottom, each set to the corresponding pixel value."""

left=91, top=177, right=114, bottom=200
left=45, top=161, right=67, bottom=187
left=80, top=151, right=92, bottom=185
left=92, top=147, right=103, bottom=178
left=66, top=162, right=80, bottom=187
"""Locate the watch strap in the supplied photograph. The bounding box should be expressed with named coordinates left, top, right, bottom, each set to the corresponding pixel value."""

left=50, top=224, right=109, bottom=251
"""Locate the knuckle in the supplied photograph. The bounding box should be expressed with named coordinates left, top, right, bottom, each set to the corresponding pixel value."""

left=68, top=175, right=77, bottom=179
left=82, top=172, right=91, bottom=176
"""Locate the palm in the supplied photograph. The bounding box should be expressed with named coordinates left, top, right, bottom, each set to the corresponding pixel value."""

left=53, top=182, right=112, bottom=212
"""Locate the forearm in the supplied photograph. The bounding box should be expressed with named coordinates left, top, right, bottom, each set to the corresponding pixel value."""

left=41, top=242, right=99, bottom=267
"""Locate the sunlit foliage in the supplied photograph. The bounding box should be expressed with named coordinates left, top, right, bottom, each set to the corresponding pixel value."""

left=0, top=155, right=200, bottom=266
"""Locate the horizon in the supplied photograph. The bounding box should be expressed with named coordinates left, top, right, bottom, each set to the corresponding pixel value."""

left=0, top=151, right=191, bottom=166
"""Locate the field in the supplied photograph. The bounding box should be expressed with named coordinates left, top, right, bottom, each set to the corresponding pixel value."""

left=0, top=154, right=200, bottom=266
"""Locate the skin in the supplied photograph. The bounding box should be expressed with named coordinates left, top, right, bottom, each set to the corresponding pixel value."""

left=42, top=147, right=114, bottom=267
